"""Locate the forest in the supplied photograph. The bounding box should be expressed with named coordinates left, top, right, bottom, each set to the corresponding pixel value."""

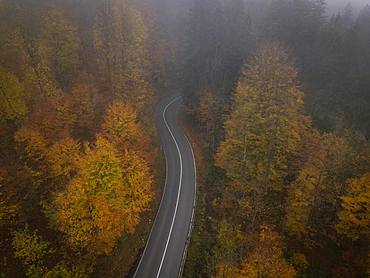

left=0, top=0, right=174, bottom=276
left=181, top=0, right=370, bottom=277
left=0, top=0, right=369, bottom=277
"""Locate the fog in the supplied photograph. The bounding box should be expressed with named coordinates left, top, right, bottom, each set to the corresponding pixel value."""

left=326, top=0, right=370, bottom=13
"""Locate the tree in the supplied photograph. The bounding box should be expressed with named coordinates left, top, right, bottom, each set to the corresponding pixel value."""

left=183, top=0, right=253, bottom=105
left=216, top=44, right=307, bottom=226
left=101, top=100, right=152, bottom=162
left=47, top=137, right=80, bottom=180
left=235, top=226, right=296, bottom=278
left=14, top=127, right=49, bottom=186
left=93, top=0, right=153, bottom=114
left=212, top=220, right=242, bottom=278
left=284, top=133, right=352, bottom=240
left=67, top=78, right=95, bottom=138
left=39, top=8, right=81, bottom=89
left=197, top=93, right=223, bottom=152
left=0, top=67, right=27, bottom=124
left=25, top=99, right=73, bottom=144
left=264, top=0, right=326, bottom=68
left=52, top=136, right=152, bottom=254
left=0, top=169, right=17, bottom=228
left=12, top=226, right=54, bottom=277
left=120, top=5, right=154, bottom=113
left=12, top=225, right=90, bottom=277
left=101, top=101, right=141, bottom=151
left=336, top=172, right=370, bottom=241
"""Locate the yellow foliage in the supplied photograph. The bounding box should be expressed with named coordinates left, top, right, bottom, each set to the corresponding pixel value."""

left=284, top=164, right=319, bottom=238
left=213, top=262, right=239, bottom=278
left=336, top=172, right=370, bottom=241
left=14, top=127, right=49, bottom=184
left=0, top=67, right=27, bottom=123
left=291, top=253, right=309, bottom=273
left=101, top=101, right=140, bottom=150
left=284, top=133, right=352, bottom=239
left=47, top=137, right=80, bottom=179
left=216, top=44, right=306, bottom=193
left=236, top=226, right=297, bottom=278
left=53, top=136, right=152, bottom=254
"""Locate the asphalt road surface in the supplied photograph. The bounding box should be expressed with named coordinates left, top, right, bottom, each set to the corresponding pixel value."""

left=134, top=96, right=197, bottom=278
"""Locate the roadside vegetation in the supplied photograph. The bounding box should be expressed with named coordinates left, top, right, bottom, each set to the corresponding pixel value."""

left=0, top=0, right=174, bottom=276
left=1, top=0, right=369, bottom=277
left=182, top=1, right=370, bottom=277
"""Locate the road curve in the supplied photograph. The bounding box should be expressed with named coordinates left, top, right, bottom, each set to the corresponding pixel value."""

left=134, top=96, right=197, bottom=278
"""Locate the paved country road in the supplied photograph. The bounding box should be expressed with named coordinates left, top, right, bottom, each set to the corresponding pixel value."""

left=134, top=96, right=197, bottom=278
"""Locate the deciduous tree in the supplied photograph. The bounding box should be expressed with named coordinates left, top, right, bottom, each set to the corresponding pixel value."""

left=47, top=137, right=80, bottom=180
left=216, top=44, right=307, bottom=225
left=336, top=172, right=370, bottom=241
left=284, top=133, right=352, bottom=241
left=52, top=136, right=152, bottom=254
left=236, top=226, right=296, bottom=278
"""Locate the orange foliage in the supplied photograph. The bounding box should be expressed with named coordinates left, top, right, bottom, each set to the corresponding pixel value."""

left=52, top=137, right=152, bottom=255
left=237, top=226, right=297, bottom=278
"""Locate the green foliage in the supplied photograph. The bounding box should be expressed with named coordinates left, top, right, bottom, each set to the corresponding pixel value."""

left=39, top=8, right=81, bottom=88
left=12, top=226, right=53, bottom=266
left=212, top=220, right=242, bottom=277
left=0, top=67, right=27, bottom=123
left=93, top=0, right=153, bottom=113
left=0, top=170, right=17, bottom=228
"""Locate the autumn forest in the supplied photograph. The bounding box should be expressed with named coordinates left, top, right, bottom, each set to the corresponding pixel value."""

left=0, top=0, right=369, bottom=277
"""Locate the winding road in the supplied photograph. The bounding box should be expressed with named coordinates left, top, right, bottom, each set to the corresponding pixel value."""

left=134, top=97, right=197, bottom=278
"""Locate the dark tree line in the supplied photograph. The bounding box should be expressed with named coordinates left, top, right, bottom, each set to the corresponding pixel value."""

left=182, top=0, right=370, bottom=138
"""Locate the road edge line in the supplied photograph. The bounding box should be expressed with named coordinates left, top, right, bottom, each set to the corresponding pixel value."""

left=156, top=96, right=183, bottom=278
left=177, top=133, right=197, bottom=278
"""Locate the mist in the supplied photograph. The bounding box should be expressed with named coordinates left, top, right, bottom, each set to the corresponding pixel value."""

left=326, top=0, right=370, bottom=13
left=0, top=0, right=369, bottom=277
